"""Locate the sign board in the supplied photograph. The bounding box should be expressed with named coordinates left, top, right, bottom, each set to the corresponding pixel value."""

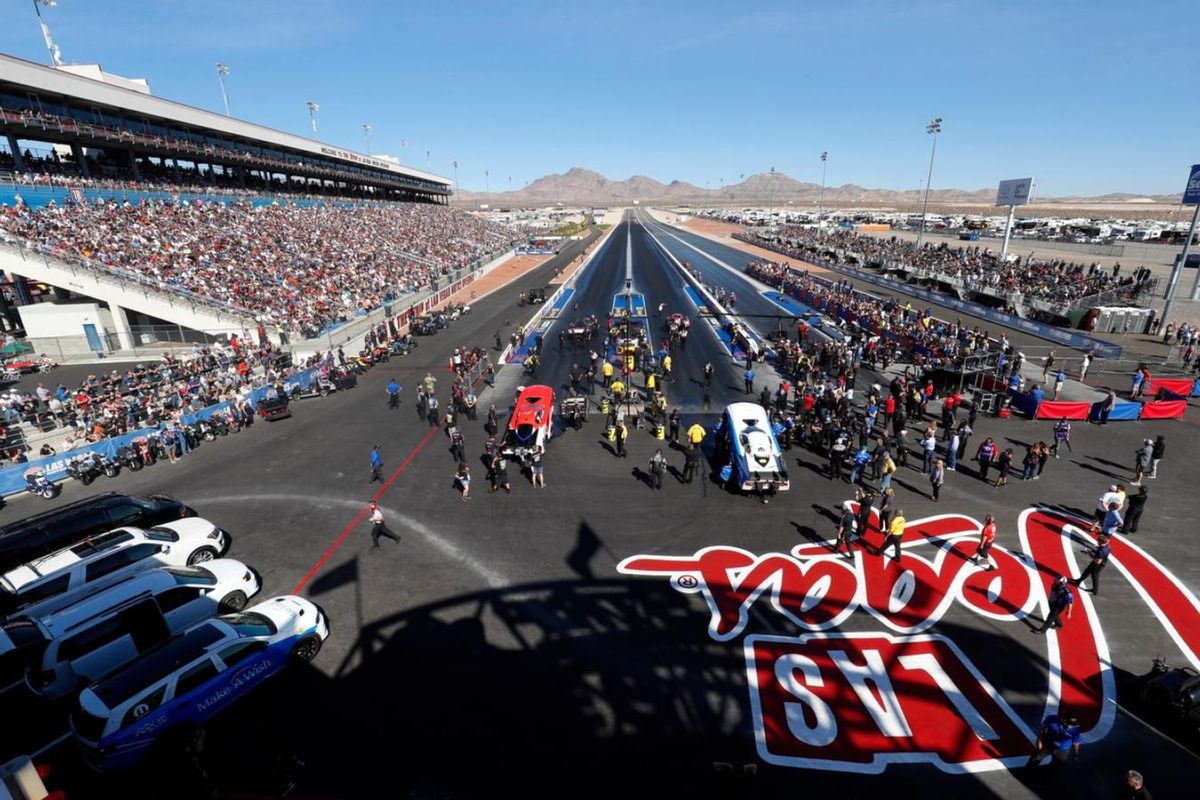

left=995, top=178, right=1034, bottom=207
left=1183, top=164, right=1200, bottom=205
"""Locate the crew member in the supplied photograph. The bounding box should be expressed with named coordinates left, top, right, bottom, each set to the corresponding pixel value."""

left=368, top=501, right=400, bottom=548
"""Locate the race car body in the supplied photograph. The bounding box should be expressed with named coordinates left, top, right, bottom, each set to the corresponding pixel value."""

left=718, top=402, right=789, bottom=494
left=503, top=385, right=554, bottom=461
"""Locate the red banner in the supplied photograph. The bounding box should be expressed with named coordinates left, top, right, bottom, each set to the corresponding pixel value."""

left=1138, top=400, right=1187, bottom=420
left=1147, top=378, right=1193, bottom=397
left=1034, top=400, right=1091, bottom=420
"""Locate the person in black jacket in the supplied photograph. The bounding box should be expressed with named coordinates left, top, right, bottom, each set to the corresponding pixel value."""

left=1120, top=770, right=1152, bottom=800
left=1122, top=486, right=1148, bottom=534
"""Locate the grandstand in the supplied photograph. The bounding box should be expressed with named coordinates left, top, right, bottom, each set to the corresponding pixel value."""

left=0, top=53, right=516, bottom=355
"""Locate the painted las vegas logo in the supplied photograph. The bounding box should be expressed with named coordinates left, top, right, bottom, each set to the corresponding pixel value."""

left=617, top=508, right=1200, bottom=773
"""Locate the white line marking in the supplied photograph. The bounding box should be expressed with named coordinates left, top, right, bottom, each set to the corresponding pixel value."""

left=196, top=493, right=507, bottom=588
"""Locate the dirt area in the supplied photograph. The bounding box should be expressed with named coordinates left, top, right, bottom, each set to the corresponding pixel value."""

left=442, top=254, right=552, bottom=307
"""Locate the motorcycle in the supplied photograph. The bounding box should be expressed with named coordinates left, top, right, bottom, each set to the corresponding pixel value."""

left=117, top=444, right=143, bottom=472
left=23, top=468, right=60, bottom=499
left=132, top=436, right=156, bottom=466
left=100, top=453, right=121, bottom=479
left=66, top=452, right=104, bottom=486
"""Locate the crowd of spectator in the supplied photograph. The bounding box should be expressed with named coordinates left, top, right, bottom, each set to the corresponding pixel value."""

left=742, top=226, right=1154, bottom=310
left=747, top=259, right=1002, bottom=371
left=0, top=195, right=514, bottom=340
left=0, top=337, right=298, bottom=464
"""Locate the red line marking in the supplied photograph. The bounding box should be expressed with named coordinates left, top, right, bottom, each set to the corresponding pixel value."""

left=293, top=425, right=440, bottom=593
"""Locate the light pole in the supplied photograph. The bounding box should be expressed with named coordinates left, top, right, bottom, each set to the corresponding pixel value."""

left=306, top=101, right=320, bottom=135
left=508, top=175, right=512, bottom=193
left=362, top=123, right=372, bottom=154
left=818, top=151, right=828, bottom=222
left=215, top=62, right=231, bottom=116
left=485, top=169, right=490, bottom=194
left=400, top=139, right=408, bottom=162
left=32, top=0, right=63, bottom=66
left=915, top=117, right=942, bottom=249
left=426, top=150, right=431, bottom=170
left=452, top=160, right=459, bottom=192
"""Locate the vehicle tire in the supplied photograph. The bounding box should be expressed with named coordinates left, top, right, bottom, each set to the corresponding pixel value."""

left=187, top=547, right=217, bottom=566
left=291, top=634, right=322, bottom=663
left=81, top=473, right=94, bottom=486
left=319, top=388, right=329, bottom=397
left=219, top=591, right=248, bottom=613
left=292, top=388, right=302, bottom=401
left=128, top=459, right=143, bottom=471
left=204, top=432, right=216, bottom=442
left=380, top=353, right=390, bottom=363
left=39, top=488, right=56, bottom=499
left=104, top=466, right=120, bottom=478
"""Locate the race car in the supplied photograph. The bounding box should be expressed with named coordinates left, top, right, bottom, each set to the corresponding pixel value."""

left=256, top=387, right=292, bottom=421
left=502, top=385, right=555, bottom=462
left=715, top=402, right=790, bottom=498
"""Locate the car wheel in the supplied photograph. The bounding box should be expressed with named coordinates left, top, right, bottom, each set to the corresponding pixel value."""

left=80, top=473, right=94, bottom=486
left=291, top=634, right=322, bottom=662
left=187, top=547, right=217, bottom=565
left=319, top=388, right=329, bottom=397
left=219, top=591, right=248, bottom=613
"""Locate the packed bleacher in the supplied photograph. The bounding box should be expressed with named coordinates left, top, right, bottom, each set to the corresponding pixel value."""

left=0, top=337, right=296, bottom=463
left=745, top=259, right=1001, bottom=369
left=741, top=226, right=1155, bottom=311
left=0, top=189, right=515, bottom=340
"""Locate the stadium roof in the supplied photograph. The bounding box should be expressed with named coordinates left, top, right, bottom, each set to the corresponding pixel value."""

left=0, top=52, right=451, bottom=190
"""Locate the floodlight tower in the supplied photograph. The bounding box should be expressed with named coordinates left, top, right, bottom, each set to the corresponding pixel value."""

left=915, top=117, right=943, bottom=249
left=32, top=0, right=63, bottom=66
left=818, top=151, right=829, bottom=222
left=362, top=123, right=373, bottom=154
left=306, top=101, right=320, bottom=135
left=215, top=62, right=231, bottom=116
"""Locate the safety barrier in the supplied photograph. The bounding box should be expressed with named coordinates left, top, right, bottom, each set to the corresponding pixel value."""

left=0, top=365, right=326, bottom=497
left=1006, top=388, right=1190, bottom=423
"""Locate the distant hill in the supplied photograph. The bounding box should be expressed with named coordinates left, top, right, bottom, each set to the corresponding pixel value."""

left=453, top=167, right=1179, bottom=207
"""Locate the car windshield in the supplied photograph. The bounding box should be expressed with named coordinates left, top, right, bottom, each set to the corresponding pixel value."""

left=145, top=527, right=180, bottom=543
left=221, top=612, right=277, bottom=637
left=163, top=566, right=216, bottom=585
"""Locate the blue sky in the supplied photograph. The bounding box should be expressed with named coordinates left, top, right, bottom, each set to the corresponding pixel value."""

left=4, top=0, right=1196, bottom=195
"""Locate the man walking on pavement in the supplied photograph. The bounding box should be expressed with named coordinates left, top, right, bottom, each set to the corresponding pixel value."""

left=1036, top=575, right=1075, bottom=633
left=1072, top=534, right=1111, bottom=594
left=386, top=377, right=401, bottom=409
left=369, top=445, right=384, bottom=483
left=1026, top=711, right=1081, bottom=767
left=704, top=362, right=714, bottom=387
left=743, top=367, right=755, bottom=396
left=615, top=419, right=628, bottom=458
left=649, top=448, right=667, bottom=490
left=368, top=501, right=400, bottom=548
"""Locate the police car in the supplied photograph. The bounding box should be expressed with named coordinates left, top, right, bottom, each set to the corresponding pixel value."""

left=715, top=402, right=790, bottom=498
left=71, top=595, right=328, bottom=772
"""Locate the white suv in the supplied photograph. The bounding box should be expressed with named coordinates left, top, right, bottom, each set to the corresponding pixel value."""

left=21, top=559, right=261, bottom=699
left=0, top=520, right=227, bottom=620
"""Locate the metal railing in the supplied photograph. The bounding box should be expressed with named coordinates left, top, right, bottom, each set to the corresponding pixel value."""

left=0, top=237, right=256, bottom=323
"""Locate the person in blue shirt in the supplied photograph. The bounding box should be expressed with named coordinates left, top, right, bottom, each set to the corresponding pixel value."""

left=1030, top=383, right=1045, bottom=408
left=850, top=445, right=871, bottom=484
left=1026, top=711, right=1081, bottom=767
left=386, top=378, right=401, bottom=409
left=743, top=369, right=756, bottom=396
left=1036, top=575, right=1074, bottom=633
left=369, top=444, right=384, bottom=483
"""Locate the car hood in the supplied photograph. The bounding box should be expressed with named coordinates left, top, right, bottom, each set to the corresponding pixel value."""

left=248, top=595, right=321, bottom=632
left=157, top=516, right=219, bottom=540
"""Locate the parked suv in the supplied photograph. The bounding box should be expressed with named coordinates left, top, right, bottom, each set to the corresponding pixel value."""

left=0, top=494, right=194, bottom=574
left=73, top=595, right=328, bottom=772
left=14, top=560, right=259, bottom=699
left=0, top=518, right=228, bottom=620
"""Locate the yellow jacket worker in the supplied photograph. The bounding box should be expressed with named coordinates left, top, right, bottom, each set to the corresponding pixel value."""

left=687, top=422, right=706, bottom=445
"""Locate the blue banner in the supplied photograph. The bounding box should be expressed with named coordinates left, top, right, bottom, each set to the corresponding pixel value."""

left=0, top=425, right=160, bottom=497
left=1184, top=164, right=1200, bottom=206
left=1089, top=400, right=1142, bottom=421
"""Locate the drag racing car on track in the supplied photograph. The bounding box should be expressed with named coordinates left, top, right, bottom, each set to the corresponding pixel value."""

left=714, top=402, right=790, bottom=500
left=502, top=385, right=554, bottom=462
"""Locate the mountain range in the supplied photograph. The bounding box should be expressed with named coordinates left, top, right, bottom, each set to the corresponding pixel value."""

left=452, top=167, right=1178, bottom=207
